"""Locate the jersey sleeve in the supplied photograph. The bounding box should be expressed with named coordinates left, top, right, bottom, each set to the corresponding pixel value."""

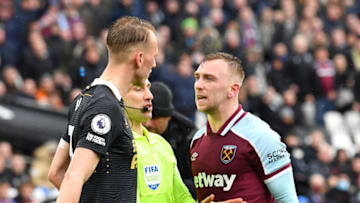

left=265, top=167, right=299, bottom=203
left=61, top=97, right=78, bottom=143
left=258, top=129, right=291, bottom=176
left=244, top=128, right=291, bottom=178
left=62, top=127, right=70, bottom=143
left=75, top=98, right=120, bottom=156
left=173, top=161, right=196, bottom=203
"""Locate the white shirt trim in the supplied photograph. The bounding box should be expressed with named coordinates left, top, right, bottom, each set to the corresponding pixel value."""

left=220, top=109, right=245, bottom=136
left=264, top=166, right=292, bottom=184
left=91, top=78, right=122, bottom=102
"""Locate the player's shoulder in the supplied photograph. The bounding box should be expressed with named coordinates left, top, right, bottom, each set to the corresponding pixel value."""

left=147, top=131, right=175, bottom=155
left=148, top=131, right=169, bottom=146
left=190, top=126, right=206, bottom=148
left=231, top=112, right=281, bottom=142
left=232, top=112, right=290, bottom=175
left=90, top=85, right=120, bottom=106
left=83, top=86, right=121, bottom=115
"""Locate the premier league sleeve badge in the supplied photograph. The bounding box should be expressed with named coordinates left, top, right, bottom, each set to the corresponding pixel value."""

left=91, top=114, right=111, bottom=135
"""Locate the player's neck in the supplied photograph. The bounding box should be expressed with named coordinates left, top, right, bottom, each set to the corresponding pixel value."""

left=100, top=64, right=135, bottom=97
left=207, top=101, right=239, bottom=133
left=131, top=122, right=143, bottom=136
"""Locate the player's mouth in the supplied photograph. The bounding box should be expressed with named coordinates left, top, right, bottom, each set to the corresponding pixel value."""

left=196, top=95, right=208, bottom=103
left=144, top=104, right=152, bottom=111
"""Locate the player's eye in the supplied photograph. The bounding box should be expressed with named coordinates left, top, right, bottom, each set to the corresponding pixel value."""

left=205, top=75, right=213, bottom=80
left=194, top=74, right=199, bottom=81
left=132, top=86, right=142, bottom=91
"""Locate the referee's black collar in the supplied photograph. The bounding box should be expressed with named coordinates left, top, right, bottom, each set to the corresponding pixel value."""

left=91, top=78, right=122, bottom=102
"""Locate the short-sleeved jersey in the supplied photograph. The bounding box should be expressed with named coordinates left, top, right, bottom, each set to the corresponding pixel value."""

left=134, top=127, right=194, bottom=203
left=190, top=105, right=291, bottom=203
left=62, top=79, right=137, bottom=203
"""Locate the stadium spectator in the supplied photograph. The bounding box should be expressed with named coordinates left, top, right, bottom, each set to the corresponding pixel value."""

left=20, top=31, right=54, bottom=81
left=0, top=81, right=6, bottom=98
left=8, top=154, right=29, bottom=189
left=14, top=182, right=38, bottom=203
left=2, top=66, right=23, bottom=97
left=0, top=142, right=12, bottom=167
left=0, top=179, right=16, bottom=203
left=35, top=74, right=63, bottom=110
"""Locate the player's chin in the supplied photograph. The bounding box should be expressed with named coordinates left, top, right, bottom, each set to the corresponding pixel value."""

left=141, top=112, right=152, bottom=121
left=196, top=104, right=207, bottom=112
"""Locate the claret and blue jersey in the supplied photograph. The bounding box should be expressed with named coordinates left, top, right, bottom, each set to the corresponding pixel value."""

left=190, top=105, right=292, bottom=203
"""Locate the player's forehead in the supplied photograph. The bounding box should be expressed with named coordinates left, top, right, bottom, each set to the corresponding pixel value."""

left=137, top=79, right=151, bottom=89
left=195, top=59, right=229, bottom=76
left=144, top=79, right=151, bottom=88
left=146, top=30, right=158, bottom=53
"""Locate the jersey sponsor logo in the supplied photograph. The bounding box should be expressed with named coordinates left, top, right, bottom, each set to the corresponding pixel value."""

left=191, top=152, right=198, bottom=162
left=91, top=114, right=111, bottom=135
left=266, top=147, right=288, bottom=165
left=194, top=172, right=236, bottom=192
left=86, top=132, right=106, bottom=146
left=144, top=165, right=161, bottom=190
left=221, top=145, right=237, bottom=164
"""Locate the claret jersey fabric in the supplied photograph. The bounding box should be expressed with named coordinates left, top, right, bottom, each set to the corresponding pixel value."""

left=190, top=105, right=291, bottom=203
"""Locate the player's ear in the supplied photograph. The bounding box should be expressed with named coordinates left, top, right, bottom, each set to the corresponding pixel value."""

left=135, top=51, right=144, bottom=68
left=228, top=82, right=241, bottom=99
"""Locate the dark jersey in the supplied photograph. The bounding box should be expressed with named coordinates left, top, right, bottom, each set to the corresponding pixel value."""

left=62, top=79, right=137, bottom=203
left=190, top=106, right=291, bottom=203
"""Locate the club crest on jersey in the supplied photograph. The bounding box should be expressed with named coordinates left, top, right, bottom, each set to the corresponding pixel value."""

left=221, top=145, right=237, bottom=164
left=91, top=114, right=111, bottom=135
left=144, top=165, right=161, bottom=190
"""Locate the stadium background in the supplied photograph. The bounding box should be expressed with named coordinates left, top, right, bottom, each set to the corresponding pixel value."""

left=0, top=0, right=360, bottom=202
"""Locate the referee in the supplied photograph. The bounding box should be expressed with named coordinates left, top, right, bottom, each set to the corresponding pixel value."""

left=48, top=16, right=158, bottom=203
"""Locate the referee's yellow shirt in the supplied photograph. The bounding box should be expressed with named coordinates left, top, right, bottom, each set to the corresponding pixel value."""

left=133, top=127, right=195, bottom=203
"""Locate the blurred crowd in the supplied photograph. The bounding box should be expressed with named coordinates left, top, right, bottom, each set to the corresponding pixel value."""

left=0, top=0, right=360, bottom=202
left=0, top=141, right=58, bottom=203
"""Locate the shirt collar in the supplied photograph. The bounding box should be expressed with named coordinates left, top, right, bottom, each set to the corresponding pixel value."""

left=206, top=105, right=246, bottom=136
left=91, top=78, right=122, bottom=102
left=133, top=126, right=157, bottom=145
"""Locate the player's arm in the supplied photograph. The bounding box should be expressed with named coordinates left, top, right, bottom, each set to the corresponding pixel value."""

left=48, top=139, right=70, bottom=189
left=252, top=128, right=298, bottom=203
left=49, top=97, right=77, bottom=189
left=56, top=147, right=100, bottom=203
left=264, top=166, right=298, bottom=203
left=173, top=167, right=196, bottom=203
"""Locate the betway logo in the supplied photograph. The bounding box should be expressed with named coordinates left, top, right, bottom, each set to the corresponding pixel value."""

left=194, top=172, right=236, bottom=191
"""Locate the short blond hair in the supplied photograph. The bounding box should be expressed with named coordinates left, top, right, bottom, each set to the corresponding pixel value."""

left=202, top=52, right=245, bottom=83
left=106, top=16, right=156, bottom=53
